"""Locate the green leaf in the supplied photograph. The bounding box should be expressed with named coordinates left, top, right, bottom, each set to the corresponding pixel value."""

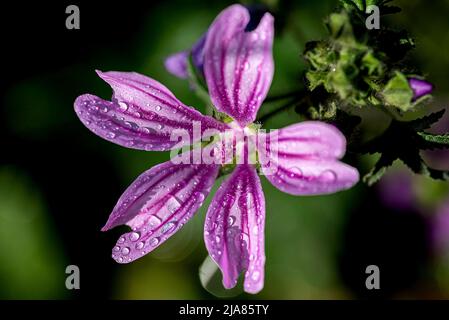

left=409, top=109, right=445, bottom=131
left=326, top=12, right=354, bottom=42
left=381, top=71, right=414, bottom=111
left=417, top=132, right=449, bottom=150
left=357, top=110, right=449, bottom=184
left=363, top=153, right=396, bottom=186
left=361, top=51, right=384, bottom=76
left=340, top=0, right=365, bottom=11
left=418, top=132, right=449, bottom=144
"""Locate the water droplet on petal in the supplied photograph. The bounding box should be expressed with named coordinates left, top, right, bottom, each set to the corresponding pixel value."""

left=118, top=236, right=125, bottom=244
left=155, top=105, right=162, bottom=111
left=129, top=232, right=140, bottom=241
left=118, top=102, right=128, bottom=111
left=227, top=215, right=236, bottom=226
left=121, top=247, right=130, bottom=255
left=113, top=246, right=120, bottom=252
left=318, top=170, right=337, bottom=183
left=148, top=215, right=162, bottom=228
left=195, top=192, right=205, bottom=202
left=161, top=221, right=177, bottom=234
left=150, top=237, right=159, bottom=247
left=135, top=241, right=144, bottom=250
left=167, top=196, right=182, bottom=213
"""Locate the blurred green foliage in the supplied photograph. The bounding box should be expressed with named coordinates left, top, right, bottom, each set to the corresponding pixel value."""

left=0, top=167, right=67, bottom=299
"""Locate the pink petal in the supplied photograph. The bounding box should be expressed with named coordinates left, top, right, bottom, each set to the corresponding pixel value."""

left=104, top=160, right=219, bottom=264
left=74, top=71, right=228, bottom=151
left=204, top=165, right=265, bottom=294
left=164, top=51, right=189, bottom=79
left=258, top=121, right=359, bottom=195
left=203, top=5, right=274, bottom=127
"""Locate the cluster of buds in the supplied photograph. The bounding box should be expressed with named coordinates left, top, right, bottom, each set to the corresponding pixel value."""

left=304, top=0, right=433, bottom=113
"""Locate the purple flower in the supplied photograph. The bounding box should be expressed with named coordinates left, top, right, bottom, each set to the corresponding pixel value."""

left=408, top=78, right=433, bottom=100
left=74, top=4, right=359, bottom=294
left=164, top=34, right=206, bottom=79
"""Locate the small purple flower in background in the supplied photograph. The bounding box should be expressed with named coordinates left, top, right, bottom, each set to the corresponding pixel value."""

left=164, top=34, right=206, bottom=79
left=408, top=78, right=434, bottom=100
left=74, top=4, right=359, bottom=294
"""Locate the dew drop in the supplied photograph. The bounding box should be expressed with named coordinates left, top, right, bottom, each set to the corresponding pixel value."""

left=318, top=170, right=337, bottom=183
left=162, top=221, right=177, bottom=234
left=129, top=232, right=140, bottom=241
left=135, top=241, right=144, bottom=250
left=155, top=105, right=162, bottom=111
left=118, top=102, right=128, bottom=111
left=118, top=236, right=125, bottom=244
left=148, top=215, right=162, bottom=228
left=195, top=191, right=205, bottom=202
left=113, top=246, right=120, bottom=252
left=227, top=215, right=236, bottom=226
left=289, top=167, right=302, bottom=177
left=121, top=247, right=130, bottom=255
left=209, top=222, right=218, bottom=231
left=167, top=196, right=182, bottom=213
left=150, top=237, right=160, bottom=247
left=215, top=235, right=221, bottom=243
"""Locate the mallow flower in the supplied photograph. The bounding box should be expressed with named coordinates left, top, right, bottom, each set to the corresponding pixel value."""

left=74, top=4, right=359, bottom=294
